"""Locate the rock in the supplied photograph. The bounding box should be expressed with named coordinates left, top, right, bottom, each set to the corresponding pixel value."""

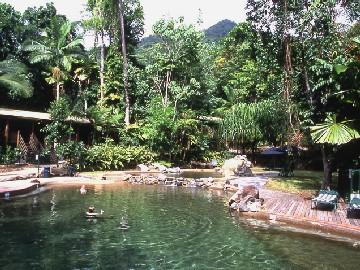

left=232, top=185, right=259, bottom=201
left=222, top=155, right=252, bottom=178
left=158, top=173, right=167, bottom=181
left=137, top=164, right=149, bottom=172
left=152, top=163, right=167, bottom=172
left=168, top=167, right=181, bottom=173
left=228, top=185, right=261, bottom=211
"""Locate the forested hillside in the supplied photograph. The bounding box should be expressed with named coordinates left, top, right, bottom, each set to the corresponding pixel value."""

left=0, top=0, right=359, bottom=187
left=140, top=19, right=236, bottom=47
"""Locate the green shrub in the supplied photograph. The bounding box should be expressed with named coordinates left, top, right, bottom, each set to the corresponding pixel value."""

left=0, top=146, right=21, bottom=165
left=203, top=151, right=234, bottom=167
left=85, top=141, right=156, bottom=171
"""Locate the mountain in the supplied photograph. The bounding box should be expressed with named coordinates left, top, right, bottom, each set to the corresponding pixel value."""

left=139, top=19, right=236, bottom=48
left=139, top=34, right=161, bottom=48
left=204, top=19, right=236, bottom=42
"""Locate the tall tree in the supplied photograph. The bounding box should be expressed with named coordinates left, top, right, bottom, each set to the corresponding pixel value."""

left=24, top=18, right=83, bottom=100
left=0, top=3, right=23, bottom=60
left=139, top=18, right=209, bottom=113
left=85, top=0, right=144, bottom=124
left=117, top=0, right=131, bottom=125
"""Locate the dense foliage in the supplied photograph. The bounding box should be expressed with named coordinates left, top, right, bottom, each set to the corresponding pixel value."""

left=0, top=0, right=359, bottom=188
left=85, top=140, right=156, bottom=170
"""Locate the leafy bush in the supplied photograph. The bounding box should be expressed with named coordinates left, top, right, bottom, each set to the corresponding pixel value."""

left=203, top=151, right=234, bottom=167
left=85, top=140, right=156, bottom=171
left=0, top=146, right=21, bottom=165
left=57, top=141, right=87, bottom=169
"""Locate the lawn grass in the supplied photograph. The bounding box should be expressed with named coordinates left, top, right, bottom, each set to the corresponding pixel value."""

left=266, top=170, right=324, bottom=196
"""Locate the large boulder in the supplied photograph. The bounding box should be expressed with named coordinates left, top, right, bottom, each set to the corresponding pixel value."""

left=228, top=185, right=263, bottom=212
left=222, top=155, right=252, bottom=178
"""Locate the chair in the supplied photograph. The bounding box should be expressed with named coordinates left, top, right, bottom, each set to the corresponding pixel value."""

left=347, top=193, right=360, bottom=218
left=311, top=190, right=338, bottom=210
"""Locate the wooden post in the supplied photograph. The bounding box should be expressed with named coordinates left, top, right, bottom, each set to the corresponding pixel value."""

left=16, top=130, right=20, bottom=147
left=75, top=127, right=79, bottom=142
left=4, top=120, right=9, bottom=145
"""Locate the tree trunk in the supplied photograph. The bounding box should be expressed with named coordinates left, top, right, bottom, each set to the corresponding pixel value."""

left=321, top=144, right=332, bottom=189
left=56, top=82, right=60, bottom=101
left=283, top=0, right=293, bottom=129
left=165, top=70, right=171, bottom=107
left=118, top=0, right=130, bottom=126
left=302, top=62, right=313, bottom=106
left=99, top=30, right=105, bottom=102
left=337, top=167, right=349, bottom=198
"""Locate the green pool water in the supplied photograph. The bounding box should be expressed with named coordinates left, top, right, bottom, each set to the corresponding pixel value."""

left=0, top=185, right=359, bottom=270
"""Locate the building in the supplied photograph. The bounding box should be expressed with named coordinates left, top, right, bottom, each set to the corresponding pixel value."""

left=0, top=108, right=92, bottom=163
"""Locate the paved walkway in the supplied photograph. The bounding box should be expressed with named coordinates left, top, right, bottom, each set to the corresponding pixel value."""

left=0, top=166, right=38, bottom=182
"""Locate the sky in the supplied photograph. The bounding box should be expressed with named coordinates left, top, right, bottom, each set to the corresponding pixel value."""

left=1, top=0, right=247, bottom=36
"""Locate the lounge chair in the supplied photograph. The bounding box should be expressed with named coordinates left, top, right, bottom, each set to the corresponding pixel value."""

left=311, top=190, right=338, bottom=210
left=347, top=193, right=360, bottom=218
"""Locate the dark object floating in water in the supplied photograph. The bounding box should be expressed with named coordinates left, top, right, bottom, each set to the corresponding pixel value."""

left=86, top=206, right=104, bottom=218
left=119, top=224, right=130, bottom=230
left=119, top=216, right=130, bottom=230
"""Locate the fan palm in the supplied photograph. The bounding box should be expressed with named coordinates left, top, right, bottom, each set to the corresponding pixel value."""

left=311, top=114, right=359, bottom=145
left=311, top=114, right=359, bottom=188
left=23, top=18, right=83, bottom=100
left=0, top=59, right=33, bottom=99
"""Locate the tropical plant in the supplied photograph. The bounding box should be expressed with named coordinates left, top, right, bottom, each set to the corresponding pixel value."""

left=139, top=18, right=210, bottom=113
left=220, top=100, right=287, bottom=153
left=85, top=139, right=156, bottom=170
left=0, top=3, right=23, bottom=60
left=23, top=17, right=83, bottom=100
left=311, top=115, right=360, bottom=145
left=0, top=59, right=33, bottom=98
left=85, top=0, right=144, bottom=123
left=0, top=146, right=21, bottom=165
left=311, top=114, right=360, bottom=188
left=42, top=97, right=73, bottom=150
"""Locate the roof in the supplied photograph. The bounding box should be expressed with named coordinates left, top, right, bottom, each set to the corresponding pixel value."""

left=260, top=147, right=287, bottom=155
left=0, top=108, right=90, bottom=124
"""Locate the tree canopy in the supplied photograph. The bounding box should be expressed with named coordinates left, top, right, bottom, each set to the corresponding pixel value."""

left=0, top=0, right=359, bottom=184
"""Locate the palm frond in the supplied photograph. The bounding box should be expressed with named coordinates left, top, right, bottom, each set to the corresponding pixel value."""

left=0, top=74, right=33, bottom=98
left=23, top=42, right=49, bottom=53
left=58, top=21, right=72, bottom=48
left=0, top=59, right=27, bottom=74
left=63, top=38, right=83, bottom=51
left=28, top=52, right=53, bottom=64
left=311, top=115, right=360, bottom=145
left=0, top=59, right=34, bottom=99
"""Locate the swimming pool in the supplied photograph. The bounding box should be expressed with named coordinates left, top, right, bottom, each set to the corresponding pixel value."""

left=0, top=184, right=359, bottom=269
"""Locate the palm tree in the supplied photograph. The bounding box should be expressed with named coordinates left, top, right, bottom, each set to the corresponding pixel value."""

left=311, top=114, right=360, bottom=188
left=23, top=17, right=83, bottom=100
left=0, top=59, right=33, bottom=99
